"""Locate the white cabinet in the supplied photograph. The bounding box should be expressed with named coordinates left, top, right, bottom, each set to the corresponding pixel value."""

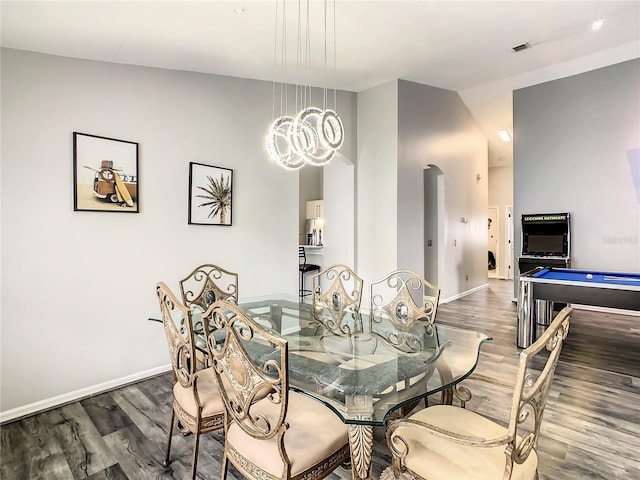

left=306, top=200, right=323, bottom=219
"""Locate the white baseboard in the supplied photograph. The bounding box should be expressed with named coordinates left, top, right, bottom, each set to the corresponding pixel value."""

left=0, top=364, right=172, bottom=424
left=441, top=283, right=489, bottom=304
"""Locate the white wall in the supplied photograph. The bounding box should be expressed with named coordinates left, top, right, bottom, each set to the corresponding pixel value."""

left=323, top=155, right=356, bottom=269
left=0, top=48, right=356, bottom=418
left=298, top=165, right=323, bottom=244
left=488, top=165, right=514, bottom=279
left=514, top=59, right=640, bottom=279
left=356, top=80, right=398, bottom=302
left=397, top=80, right=488, bottom=300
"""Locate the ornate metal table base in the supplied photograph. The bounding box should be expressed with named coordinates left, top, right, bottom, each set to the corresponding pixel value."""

left=347, top=424, right=374, bottom=480
left=346, top=396, right=374, bottom=480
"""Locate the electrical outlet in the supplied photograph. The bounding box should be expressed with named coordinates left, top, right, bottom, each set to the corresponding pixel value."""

left=454, top=239, right=457, bottom=246
left=465, top=274, right=469, bottom=281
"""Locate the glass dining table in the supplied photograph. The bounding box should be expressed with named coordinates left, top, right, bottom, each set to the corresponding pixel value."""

left=151, top=295, right=491, bottom=480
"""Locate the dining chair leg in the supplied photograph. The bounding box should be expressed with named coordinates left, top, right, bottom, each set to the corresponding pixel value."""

left=191, top=429, right=201, bottom=480
left=164, top=408, right=176, bottom=467
left=221, top=453, right=229, bottom=480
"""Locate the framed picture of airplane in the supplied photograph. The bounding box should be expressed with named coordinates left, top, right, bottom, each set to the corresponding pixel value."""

left=188, top=162, right=233, bottom=226
left=73, top=132, right=139, bottom=213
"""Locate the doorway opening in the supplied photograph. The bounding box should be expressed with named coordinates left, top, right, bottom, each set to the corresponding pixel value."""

left=488, top=206, right=498, bottom=278
left=424, top=165, right=445, bottom=287
left=506, top=206, right=514, bottom=280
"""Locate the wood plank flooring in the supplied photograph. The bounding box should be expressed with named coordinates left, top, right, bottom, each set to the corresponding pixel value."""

left=2, top=279, right=639, bottom=479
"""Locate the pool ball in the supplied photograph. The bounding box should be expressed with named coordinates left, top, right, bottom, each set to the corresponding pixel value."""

left=586, top=274, right=593, bottom=279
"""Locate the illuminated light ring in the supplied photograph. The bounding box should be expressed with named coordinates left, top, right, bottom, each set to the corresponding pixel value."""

left=317, top=109, right=344, bottom=150
left=289, top=107, right=322, bottom=159
left=292, top=121, right=330, bottom=166
left=304, top=108, right=338, bottom=166
left=290, top=121, right=319, bottom=158
left=266, top=107, right=344, bottom=169
left=290, top=107, right=336, bottom=166
left=266, top=116, right=305, bottom=170
left=306, top=144, right=336, bottom=166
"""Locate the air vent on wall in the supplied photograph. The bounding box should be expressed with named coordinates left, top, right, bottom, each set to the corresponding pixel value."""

left=512, top=42, right=530, bottom=52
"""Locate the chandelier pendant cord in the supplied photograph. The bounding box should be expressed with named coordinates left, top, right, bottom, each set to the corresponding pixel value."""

left=272, top=0, right=278, bottom=122
left=305, top=0, right=311, bottom=110
left=323, top=0, right=327, bottom=111
left=333, top=0, right=337, bottom=111
left=296, top=0, right=301, bottom=114
left=283, top=0, right=287, bottom=116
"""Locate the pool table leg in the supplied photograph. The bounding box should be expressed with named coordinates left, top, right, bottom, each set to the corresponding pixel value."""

left=517, top=279, right=535, bottom=348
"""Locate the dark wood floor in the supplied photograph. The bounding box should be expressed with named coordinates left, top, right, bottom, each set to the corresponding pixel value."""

left=2, top=279, right=639, bottom=479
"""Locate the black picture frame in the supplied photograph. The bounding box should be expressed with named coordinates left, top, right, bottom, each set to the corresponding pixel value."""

left=188, top=162, right=233, bottom=226
left=73, top=132, right=139, bottom=213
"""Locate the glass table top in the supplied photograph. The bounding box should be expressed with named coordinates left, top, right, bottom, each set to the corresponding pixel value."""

left=151, top=295, right=491, bottom=426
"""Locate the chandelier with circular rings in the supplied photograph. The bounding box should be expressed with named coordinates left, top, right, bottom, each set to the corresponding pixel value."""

left=266, top=0, right=343, bottom=170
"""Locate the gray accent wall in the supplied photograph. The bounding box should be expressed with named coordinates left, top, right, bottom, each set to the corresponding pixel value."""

left=356, top=79, right=487, bottom=302
left=397, top=80, right=488, bottom=299
left=0, top=48, right=357, bottom=416
left=514, top=59, right=640, bottom=284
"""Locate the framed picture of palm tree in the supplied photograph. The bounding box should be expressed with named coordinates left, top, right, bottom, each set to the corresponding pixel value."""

left=188, top=162, right=233, bottom=226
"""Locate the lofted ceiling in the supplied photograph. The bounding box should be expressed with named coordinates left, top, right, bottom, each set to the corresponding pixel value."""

left=2, top=1, right=639, bottom=167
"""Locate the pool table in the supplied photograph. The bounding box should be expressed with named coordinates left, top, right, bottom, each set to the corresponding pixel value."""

left=517, top=267, right=640, bottom=347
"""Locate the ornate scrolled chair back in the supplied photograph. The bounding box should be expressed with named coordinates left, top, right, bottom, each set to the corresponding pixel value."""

left=179, top=264, right=239, bottom=312
left=507, top=306, right=571, bottom=466
left=156, top=282, right=197, bottom=388
left=382, top=307, right=571, bottom=480
left=370, top=270, right=440, bottom=352
left=205, top=300, right=289, bottom=442
left=312, top=264, right=364, bottom=335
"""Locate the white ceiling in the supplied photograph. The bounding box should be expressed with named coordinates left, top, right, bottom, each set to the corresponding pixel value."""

left=2, top=1, right=639, bottom=167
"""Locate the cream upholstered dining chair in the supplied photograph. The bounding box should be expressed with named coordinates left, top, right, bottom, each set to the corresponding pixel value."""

left=381, top=307, right=572, bottom=480
left=179, top=264, right=239, bottom=369
left=205, top=300, right=351, bottom=480
left=155, top=282, right=225, bottom=480
left=311, top=263, right=364, bottom=335
left=370, top=270, right=441, bottom=353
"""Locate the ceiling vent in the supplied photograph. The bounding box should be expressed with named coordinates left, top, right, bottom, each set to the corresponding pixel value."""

left=512, top=42, right=530, bottom=52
